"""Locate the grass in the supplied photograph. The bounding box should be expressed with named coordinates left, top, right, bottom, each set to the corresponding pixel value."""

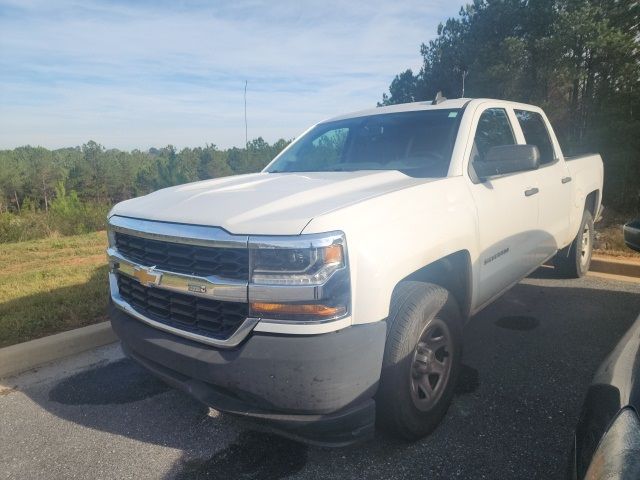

left=0, top=231, right=108, bottom=348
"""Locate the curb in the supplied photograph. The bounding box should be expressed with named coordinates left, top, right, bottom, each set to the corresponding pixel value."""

left=590, top=255, right=640, bottom=279
left=0, top=321, right=117, bottom=379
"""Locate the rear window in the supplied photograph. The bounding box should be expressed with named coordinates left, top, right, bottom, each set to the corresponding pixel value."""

left=514, top=110, right=556, bottom=165
left=265, top=109, right=462, bottom=178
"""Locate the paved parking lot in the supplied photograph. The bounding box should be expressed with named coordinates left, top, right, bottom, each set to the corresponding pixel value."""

left=2, top=272, right=639, bottom=480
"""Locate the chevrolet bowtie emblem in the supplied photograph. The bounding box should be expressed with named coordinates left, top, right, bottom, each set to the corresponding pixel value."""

left=133, top=266, right=162, bottom=287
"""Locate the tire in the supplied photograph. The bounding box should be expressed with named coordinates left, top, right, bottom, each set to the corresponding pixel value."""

left=554, top=209, right=594, bottom=278
left=376, top=281, right=462, bottom=440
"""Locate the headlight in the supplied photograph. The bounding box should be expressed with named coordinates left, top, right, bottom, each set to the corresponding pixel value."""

left=251, top=243, right=344, bottom=285
left=248, top=231, right=350, bottom=321
left=249, top=231, right=346, bottom=285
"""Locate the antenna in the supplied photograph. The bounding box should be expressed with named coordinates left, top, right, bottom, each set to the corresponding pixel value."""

left=461, top=69, right=468, bottom=98
left=244, top=80, right=248, bottom=159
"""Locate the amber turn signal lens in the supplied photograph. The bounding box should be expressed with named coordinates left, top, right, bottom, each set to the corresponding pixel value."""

left=323, top=244, right=343, bottom=265
left=250, top=302, right=346, bottom=317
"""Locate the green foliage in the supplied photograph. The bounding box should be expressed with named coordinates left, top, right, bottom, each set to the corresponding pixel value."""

left=48, top=183, right=109, bottom=236
left=0, top=137, right=290, bottom=243
left=0, top=211, right=50, bottom=243
left=50, top=182, right=81, bottom=216
left=380, top=0, right=640, bottom=211
left=379, top=69, right=423, bottom=106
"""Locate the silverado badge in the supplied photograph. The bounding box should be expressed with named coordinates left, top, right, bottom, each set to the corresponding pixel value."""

left=132, top=266, right=162, bottom=287
left=188, top=284, right=207, bottom=294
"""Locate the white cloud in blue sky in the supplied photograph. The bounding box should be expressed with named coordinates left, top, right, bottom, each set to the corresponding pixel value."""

left=0, top=0, right=460, bottom=150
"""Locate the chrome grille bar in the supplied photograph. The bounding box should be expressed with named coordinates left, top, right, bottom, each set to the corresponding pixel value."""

left=108, top=215, right=249, bottom=248
left=110, top=274, right=257, bottom=348
left=107, top=215, right=254, bottom=347
left=107, top=248, right=248, bottom=303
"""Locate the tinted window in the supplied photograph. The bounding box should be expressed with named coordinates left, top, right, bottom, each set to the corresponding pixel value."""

left=266, top=109, right=462, bottom=178
left=515, top=110, right=555, bottom=165
left=471, top=108, right=516, bottom=164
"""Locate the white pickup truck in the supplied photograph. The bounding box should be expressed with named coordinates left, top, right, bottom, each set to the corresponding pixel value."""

left=107, top=98, right=603, bottom=445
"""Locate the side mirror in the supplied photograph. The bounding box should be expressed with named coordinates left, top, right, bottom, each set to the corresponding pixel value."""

left=624, top=219, right=640, bottom=252
left=474, top=144, right=540, bottom=179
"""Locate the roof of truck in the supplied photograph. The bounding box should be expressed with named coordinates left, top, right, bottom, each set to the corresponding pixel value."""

left=324, top=98, right=473, bottom=123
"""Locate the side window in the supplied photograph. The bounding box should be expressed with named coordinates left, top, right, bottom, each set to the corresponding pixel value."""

left=514, top=110, right=555, bottom=165
left=471, top=108, right=516, bottom=164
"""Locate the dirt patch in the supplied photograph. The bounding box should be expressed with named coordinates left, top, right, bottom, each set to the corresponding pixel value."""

left=0, top=386, right=18, bottom=397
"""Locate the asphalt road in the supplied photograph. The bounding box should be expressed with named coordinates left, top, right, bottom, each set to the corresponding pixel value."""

left=2, top=272, right=640, bottom=480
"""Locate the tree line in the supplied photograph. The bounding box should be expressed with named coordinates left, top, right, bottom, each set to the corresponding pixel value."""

left=380, top=0, right=639, bottom=211
left=2, top=0, right=637, bottom=242
left=0, top=138, right=289, bottom=242
left=0, top=138, right=289, bottom=212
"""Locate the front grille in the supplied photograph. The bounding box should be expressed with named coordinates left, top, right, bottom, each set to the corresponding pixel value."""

left=115, top=232, right=248, bottom=280
left=117, top=273, right=248, bottom=340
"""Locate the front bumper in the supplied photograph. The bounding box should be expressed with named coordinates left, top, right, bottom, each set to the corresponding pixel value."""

left=109, top=302, right=386, bottom=446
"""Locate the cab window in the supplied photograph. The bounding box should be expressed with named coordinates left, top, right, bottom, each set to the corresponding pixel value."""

left=514, top=110, right=556, bottom=165
left=471, top=108, right=516, bottom=165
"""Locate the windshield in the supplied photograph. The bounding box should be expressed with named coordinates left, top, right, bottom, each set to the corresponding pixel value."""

left=266, top=109, right=461, bottom=177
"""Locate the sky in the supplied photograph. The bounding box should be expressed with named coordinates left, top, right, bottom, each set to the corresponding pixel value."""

left=0, top=0, right=461, bottom=150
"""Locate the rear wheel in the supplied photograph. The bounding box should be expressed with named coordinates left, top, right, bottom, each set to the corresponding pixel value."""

left=376, top=281, right=462, bottom=440
left=554, top=209, right=594, bottom=278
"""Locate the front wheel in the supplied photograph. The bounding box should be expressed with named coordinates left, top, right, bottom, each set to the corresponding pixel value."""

left=554, top=209, right=594, bottom=278
left=376, top=281, right=462, bottom=440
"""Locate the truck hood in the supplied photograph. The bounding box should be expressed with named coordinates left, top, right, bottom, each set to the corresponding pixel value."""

left=109, top=171, right=434, bottom=235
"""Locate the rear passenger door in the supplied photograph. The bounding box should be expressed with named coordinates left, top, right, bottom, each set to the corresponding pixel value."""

left=466, top=107, right=542, bottom=308
left=514, top=109, right=573, bottom=254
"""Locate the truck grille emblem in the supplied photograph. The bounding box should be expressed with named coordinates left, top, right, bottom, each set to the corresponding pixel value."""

left=132, top=266, right=162, bottom=287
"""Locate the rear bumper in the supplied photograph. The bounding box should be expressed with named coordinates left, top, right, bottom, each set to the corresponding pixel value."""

left=109, top=302, right=386, bottom=446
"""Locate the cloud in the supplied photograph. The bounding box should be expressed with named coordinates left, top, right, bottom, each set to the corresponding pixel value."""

left=0, top=0, right=460, bottom=150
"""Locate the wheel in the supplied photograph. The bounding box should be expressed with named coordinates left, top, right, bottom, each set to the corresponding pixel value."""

left=554, top=209, right=594, bottom=278
left=376, top=281, right=462, bottom=440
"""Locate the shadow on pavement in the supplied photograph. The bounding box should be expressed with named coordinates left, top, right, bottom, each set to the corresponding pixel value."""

left=168, top=430, right=309, bottom=480
left=49, top=358, right=171, bottom=405
left=14, top=278, right=640, bottom=479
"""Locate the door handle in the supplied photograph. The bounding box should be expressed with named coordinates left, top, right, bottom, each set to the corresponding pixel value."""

left=524, top=187, right=539, bottom=197
left=561, top=176, right=572, bottom=184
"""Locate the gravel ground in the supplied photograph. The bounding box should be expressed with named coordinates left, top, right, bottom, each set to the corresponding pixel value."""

left=1, top=272, right=639, bottom=480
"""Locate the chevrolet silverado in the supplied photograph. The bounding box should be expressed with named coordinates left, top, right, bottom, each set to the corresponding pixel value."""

left=107, top=98, right=604, bottom=445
